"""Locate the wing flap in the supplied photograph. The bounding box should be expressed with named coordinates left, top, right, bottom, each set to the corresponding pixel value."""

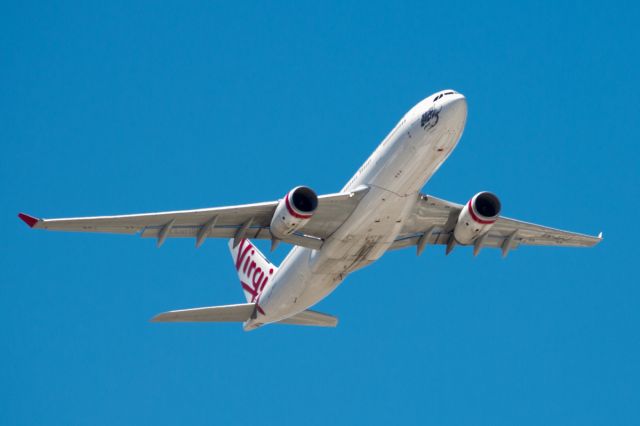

left=139, top=224, right=268, bottom=239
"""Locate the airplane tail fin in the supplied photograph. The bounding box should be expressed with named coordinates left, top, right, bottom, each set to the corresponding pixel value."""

left=228, top=239, right=278, bottom=303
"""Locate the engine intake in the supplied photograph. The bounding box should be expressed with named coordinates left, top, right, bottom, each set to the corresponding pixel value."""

left=270, top=186, right=318, bottom=239
left=453, top=191, right=501, bottom=245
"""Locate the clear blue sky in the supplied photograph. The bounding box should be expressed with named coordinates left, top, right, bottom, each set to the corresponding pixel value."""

left=2, top=2, right=638, bottom=425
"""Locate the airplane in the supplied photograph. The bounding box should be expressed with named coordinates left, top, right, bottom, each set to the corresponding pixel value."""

left=18, top=89, right=602, bottom=331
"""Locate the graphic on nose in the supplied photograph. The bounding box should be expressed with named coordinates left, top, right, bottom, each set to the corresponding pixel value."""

left=421, top=94, right=467, bottom=132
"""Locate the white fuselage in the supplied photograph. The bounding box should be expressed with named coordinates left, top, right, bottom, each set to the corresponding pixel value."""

left=245, top=91, right=468, bottom=330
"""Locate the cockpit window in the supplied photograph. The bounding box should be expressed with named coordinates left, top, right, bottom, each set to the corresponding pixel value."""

left=434, top=92, right=456, bottom=102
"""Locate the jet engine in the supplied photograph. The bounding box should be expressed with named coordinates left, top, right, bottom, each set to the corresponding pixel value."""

left=453, top=191, right=501, bottom=245
left=270, top=186, right=318, bottom=239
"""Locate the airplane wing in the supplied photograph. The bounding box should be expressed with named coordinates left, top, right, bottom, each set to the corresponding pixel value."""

left=391, top=194, right=602, bottom=256
left=18, top=187, right=369, bottom=250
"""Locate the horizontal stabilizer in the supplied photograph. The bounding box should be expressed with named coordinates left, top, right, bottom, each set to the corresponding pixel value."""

left=151, top=303, right=255, bottom=322
left=276, top=309, right=338, bottom=327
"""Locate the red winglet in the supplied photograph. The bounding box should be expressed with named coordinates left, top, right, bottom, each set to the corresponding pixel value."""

left=18, top=213, right=39, bottom=228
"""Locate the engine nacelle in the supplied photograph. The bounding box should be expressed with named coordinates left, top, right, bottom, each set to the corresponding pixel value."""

left=453, top=191, right=502, bottom=245
left=270, top=186, right=318, bottom=239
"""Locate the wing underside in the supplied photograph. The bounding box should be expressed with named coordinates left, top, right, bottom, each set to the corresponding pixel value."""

left=392, top=194, right=602, bottom=255
left=19, top=187, right=369, bottom=250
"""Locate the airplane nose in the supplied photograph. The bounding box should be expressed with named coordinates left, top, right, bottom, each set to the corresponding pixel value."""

left=442, top=95, right=467, bottom=123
